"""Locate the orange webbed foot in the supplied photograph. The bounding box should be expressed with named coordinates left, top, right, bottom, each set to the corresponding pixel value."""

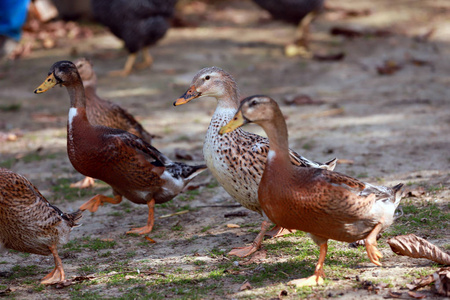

left=365, top=241, right=383, bottom=266
left=265, top=225, right=296, bottom=238
left=41, top=266, right=65, bottom=285
left=79, top=194, right=122, bottom=213
left=228, top=245, right=259, bottom=258
left=70, top=176, right=95, bottom=189
left=127, top=225, right=154, bottom=235
left=288, top=274, right=324, bottom=287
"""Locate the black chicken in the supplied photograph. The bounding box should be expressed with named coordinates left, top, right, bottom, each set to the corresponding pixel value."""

left=92, top=0, right=178, bottom=76
left=253, top=0, right=324, bottom=56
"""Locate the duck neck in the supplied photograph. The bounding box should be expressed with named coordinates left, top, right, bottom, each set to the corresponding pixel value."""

left=216, top=81, right=240, bottom=110
left=66, top=78, right=87, bottom=109
left=260, top=112, right=291, bottom=167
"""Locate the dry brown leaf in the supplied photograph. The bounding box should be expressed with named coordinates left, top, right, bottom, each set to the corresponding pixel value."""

left=387, top=291, right=402, bottom=298
left=407, top=291, right=427, bottom=299
left=387, top=234, right=450, bottom=265
left=227, top=224, right=240, bottom=228
left=406, top=187, right=426, bottom=197
left=224, top=211, right=248, bottom=218
left=144, top=236, right=156, bottom=243
left=434, top=267, right=450, bottom=297
left=377, top=60, right=403, bottom=75
left=239, top=281, right=252, bottom=291
left=241, top=250, right=267, bottom=266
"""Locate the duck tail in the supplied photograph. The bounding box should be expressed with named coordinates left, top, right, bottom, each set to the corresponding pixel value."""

left=324, top=158, right=338, bottom=171
left=182, top=164, right=208, bottom=182
left=64, top=209, right=83, bottom=228
left=392, top=183, right=404, bottom=205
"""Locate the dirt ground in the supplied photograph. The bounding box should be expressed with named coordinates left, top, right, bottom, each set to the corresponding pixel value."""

left=0, top=0, right=449, bottom=299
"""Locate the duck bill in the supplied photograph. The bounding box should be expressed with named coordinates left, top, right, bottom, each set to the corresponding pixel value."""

left=219, top=111, right=247, bottom=135
left=173, top=85, right=201, bottom=106
left=34, top=74, right=57, bottom=94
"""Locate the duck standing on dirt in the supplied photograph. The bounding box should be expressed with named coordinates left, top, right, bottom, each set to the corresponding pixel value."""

left=91, top=0, right=178, bottom=76
left=253, top=0, right=324, bottom=56
left=174, top=66, right=336, bottom=257
left=70, top=58, right=159, bottom=189
left=220, top=95, right=404, bottom=287
left=34, top=60, right=207, bottom=235
left=0, top=168, right=82, bottom=284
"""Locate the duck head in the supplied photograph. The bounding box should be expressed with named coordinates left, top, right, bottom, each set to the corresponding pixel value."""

left=174, top=66, right=239, bottom=106
left=34, top=61, right=80, bottom=94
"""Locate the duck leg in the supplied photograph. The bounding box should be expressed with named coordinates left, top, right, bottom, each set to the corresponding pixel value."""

left=41, top=244, right=65, bottom=285
left=228, top=220, right=272, bottom=257
left=135, top=47, right=153, bottom=70
left=70, top=176, right=95, bottom=189
left=285, top=10, right=317, bottom=57
left=79, top=194, right=123, bottom=212
left=365, top=222, right=384, bottom=266
left=127, top=199, right=155, bottom=235
left=288, top=243, right=327, bottom=287
left=265, top=225, right=296, bottom=238
left=109, top=53, right=136, bottom=77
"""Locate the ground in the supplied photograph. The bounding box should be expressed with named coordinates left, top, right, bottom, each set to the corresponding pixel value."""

left=0, top=0, right=449, bottom=299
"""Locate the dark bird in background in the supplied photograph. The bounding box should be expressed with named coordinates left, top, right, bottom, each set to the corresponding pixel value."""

left=91, top=0, right=178, bottom=76
left=252, top=0, right=324, bottom=56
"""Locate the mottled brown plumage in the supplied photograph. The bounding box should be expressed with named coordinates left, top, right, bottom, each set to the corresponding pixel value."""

left=220, top=95, right=404, bottom=286
left=174, top=67, right=337, bottom=257
left=0, top=168, right=81, bottom=284
left=34, top=60, right=207, bottom=235
left=70, top=58, right=158, bottom=189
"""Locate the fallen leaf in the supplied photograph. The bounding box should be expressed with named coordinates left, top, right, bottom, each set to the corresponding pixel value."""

left=284, top=94, right=325, bottom=106
left=387, top=291, right=402, bottom=298
left=408, top=291, right=426, bottom=299
left=406, top=187, right=426, bottom=197
left=224, top=211, right=248, bottom=218
left=239, top=281, right=252, bottom=291
left=377, top=60, right=403, bottom=75
left=0, top=287, right=16, bottom=295
left=241, top=250, right=267, bottom=266
left=313, top=52, right=345, bottom=61
left=434, top=267, right=450, bottom=297
left=144, top=236, right=156, bottom=243
left=387, top=234, right=450, bottom=265
left=227, top=224, right=240, bottom=228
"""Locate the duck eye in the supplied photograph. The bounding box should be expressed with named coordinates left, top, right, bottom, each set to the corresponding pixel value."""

left=250, top=100, right=257, bottom=107
left=205, top=75, right=210, bottom=80
left=47, top=78, right=51, bottom=82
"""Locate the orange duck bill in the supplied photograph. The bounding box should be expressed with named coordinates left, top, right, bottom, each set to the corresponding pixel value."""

left=173, top=85, right=201, bottom=106
left=34, top=73, right=58, bottom=94
left=219, top=110, right=248, bottom=135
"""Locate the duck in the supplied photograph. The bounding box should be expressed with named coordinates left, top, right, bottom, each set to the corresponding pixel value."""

left=219, top=95, right=404, bottom=286
left=0, top=168, right=82, bottom=284
left=34, top=60, right=207, bottom=235
left=91, top=0, right=178, bottom=76
left=173, top=66, right=336, bottom=257
left=70, top=57, right=158, bottom=189
left=252, top=0, right=325, bottom=56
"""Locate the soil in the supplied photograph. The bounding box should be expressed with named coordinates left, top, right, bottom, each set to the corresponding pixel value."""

left=0, top=0, right=449, bottom=299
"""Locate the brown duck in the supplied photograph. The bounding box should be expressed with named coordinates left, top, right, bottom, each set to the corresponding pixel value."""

left=0, top=168, right=81, bottom=284
left=34, top=60, right=207, bottom=235
left=70, top=58, right=158, bottom=189
left=220, top=95, right=403, bottom=286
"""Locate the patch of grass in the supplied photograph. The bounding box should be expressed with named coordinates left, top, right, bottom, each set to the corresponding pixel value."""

left=108, top=211, right=124, bottom=217
left=98, top=251, right=112, bottom=258
left=69, top=289, right=102, bottom=300
left=64, top=236, right=117, bottom=252
left=0, top=103, right=21, bottom=112
left=22, top=152, right=57, bottom=163
left=390, top=201, right=449, bottom=236
left=0, top=158, right=16, bottom=168
left=171, top=224, right=183, bottom=231
left=78, top=265, right=97, bottom=275
left=9, top=265, right=40, bottom=279
left=201, top=225, right=211, bottom=232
